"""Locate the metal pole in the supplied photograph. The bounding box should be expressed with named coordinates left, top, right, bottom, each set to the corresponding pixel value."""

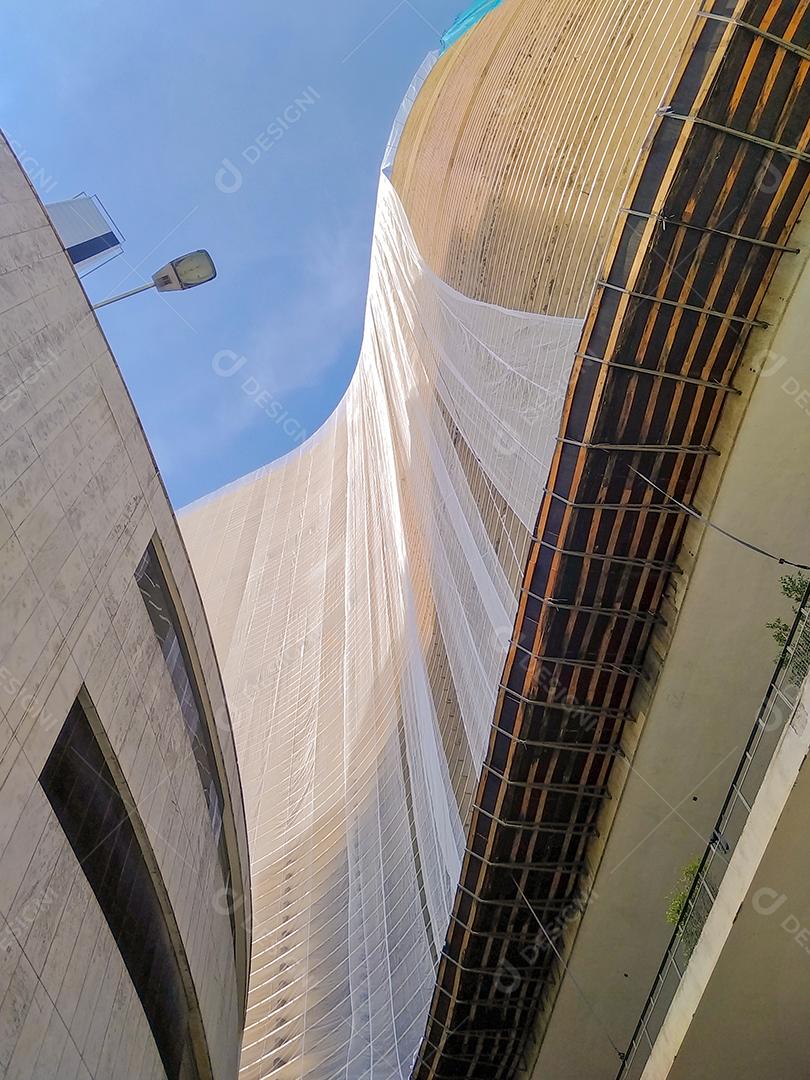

left=92, top=281, right=156, bottom=309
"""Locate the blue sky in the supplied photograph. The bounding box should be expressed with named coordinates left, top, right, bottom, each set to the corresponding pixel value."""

left=3, top=0, right=461, bottom=507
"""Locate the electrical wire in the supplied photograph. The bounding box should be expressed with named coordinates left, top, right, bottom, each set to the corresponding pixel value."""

left=512, top=876, right=625, bottom=1060
left=625, top=462, right=810, bottom=572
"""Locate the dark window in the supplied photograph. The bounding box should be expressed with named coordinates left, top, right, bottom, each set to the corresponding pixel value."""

left=41, top=699, right=200, bottom=1080
left=134, top=542, right=235, bottom=942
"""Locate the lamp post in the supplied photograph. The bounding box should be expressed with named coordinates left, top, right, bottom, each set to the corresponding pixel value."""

left=93, top=249, right=217, bottom=309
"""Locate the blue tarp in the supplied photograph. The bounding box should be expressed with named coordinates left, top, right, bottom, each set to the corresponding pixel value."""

left=440, top=0, right=503, bottom=51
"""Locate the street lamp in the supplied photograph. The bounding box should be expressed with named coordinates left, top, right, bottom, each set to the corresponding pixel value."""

left=92, top=250, right=217, bottom=309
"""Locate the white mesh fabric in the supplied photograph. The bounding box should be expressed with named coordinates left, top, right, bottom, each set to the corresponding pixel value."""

left=381, top=52, right=440, bottom=175
left=181, top=172, right=582, bottom=1078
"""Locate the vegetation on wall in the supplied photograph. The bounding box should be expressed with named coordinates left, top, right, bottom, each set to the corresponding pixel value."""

left=665, top=857, right=701, bottom=926
left=665, top=856, right=711, bottom=960
left=766, top=572, right=810, bottom=683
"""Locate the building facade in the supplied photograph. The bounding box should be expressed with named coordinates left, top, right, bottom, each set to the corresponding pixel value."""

left=184, top=0, right=810, bottom=1077
left=181, top=164, right=582, bottom=1077
left=390, top=1, right=810, bottom=1077
left=5, top=2, right=810, bottom=1077
left=181, top=0, right=714, bottom=1075
left=0, top=134, right=251, bottom=1078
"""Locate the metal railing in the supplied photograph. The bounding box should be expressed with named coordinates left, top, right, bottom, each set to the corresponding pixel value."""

left=617, top=586, right=810, bottom=1079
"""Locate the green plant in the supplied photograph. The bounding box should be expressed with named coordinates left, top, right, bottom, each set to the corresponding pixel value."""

left=766, top=572, right=810, bottom=683
left=665, top=857, right=701, bottom=926
left=665, top=857, right=711, bottom=960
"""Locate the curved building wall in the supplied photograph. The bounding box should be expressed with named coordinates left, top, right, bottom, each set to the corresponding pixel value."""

left=182, top=175, right=580, bottom=1077
left=391, top=0, right=700, bottom=314
left=180, top=0, right=718, bottom=1077
left=0, top=134, right=250, bottom=1078
left=390, top=0, right=703, bottom=780
left=402, top=2, right=810, bottom=1077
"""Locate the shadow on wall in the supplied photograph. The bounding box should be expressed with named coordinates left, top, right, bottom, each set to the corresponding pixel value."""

left=440, top=190, right=588, bottom=318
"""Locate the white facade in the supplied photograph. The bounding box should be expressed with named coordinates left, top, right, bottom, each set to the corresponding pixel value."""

left=181, top=171, right=580, bottom=1077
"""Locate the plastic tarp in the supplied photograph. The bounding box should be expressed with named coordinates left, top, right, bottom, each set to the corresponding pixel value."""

left=440, top=0, right=503, bottom=52
left=181, top=67, right=582, bottom=1080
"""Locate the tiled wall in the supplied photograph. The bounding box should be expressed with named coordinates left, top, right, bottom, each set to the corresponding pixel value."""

left=0, top=133, right=251, bottom=1078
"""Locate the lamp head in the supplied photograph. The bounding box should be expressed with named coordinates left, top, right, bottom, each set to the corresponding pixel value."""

left=152, top=250, right=217, bottom=292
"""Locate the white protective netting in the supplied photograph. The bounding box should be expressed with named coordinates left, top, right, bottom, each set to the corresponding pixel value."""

left=381, top=51, right=439, bottom=175
left=181, top=129, right=582, bottom=1080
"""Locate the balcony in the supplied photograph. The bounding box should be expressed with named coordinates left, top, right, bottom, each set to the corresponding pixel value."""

left=617, top=586, right=810, bottom=1078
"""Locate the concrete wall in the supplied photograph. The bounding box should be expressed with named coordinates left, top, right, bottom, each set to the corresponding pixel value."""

left=0, top=134, right=250, bottom=1078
